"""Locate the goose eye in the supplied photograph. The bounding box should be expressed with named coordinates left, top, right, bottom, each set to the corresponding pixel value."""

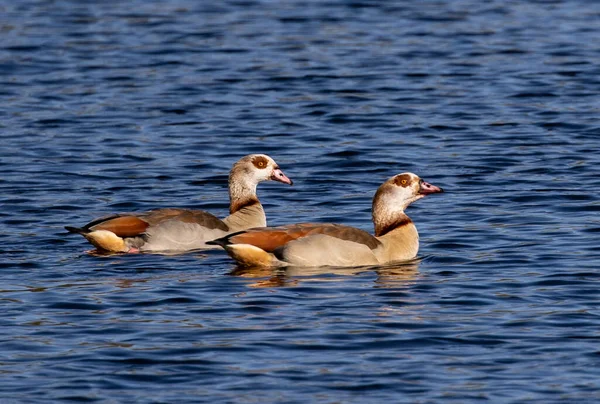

left=394, top=174, right=411, bottom=187
left=252, top=156, right=269, bottom=169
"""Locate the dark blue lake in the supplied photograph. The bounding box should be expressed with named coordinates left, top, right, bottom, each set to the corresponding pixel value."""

left=2, top=0, right=600, bottom=402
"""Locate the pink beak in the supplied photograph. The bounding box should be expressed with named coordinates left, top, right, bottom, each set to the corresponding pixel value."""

left=271, top=168, right=293, bottom=185
left=419, top=180, right=443, bottom=195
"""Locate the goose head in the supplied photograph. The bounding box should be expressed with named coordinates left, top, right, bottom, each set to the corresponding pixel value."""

left=230, top=154, right=293, bottom=187
left=372, top=172, right=443, bottom=234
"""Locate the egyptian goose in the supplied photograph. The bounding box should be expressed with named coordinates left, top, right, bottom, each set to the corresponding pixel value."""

left=208, top=172, right=442, bottom=267
left=65, top=154, right=292, bottom=253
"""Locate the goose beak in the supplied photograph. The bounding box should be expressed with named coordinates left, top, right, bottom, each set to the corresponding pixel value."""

left=271, top=168, right=293, bottom=185
left=419, top=180, right=443, bottom=195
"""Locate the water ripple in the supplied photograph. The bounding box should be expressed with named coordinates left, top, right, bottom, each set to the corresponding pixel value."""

left=1, top=0, right=600, bottom=402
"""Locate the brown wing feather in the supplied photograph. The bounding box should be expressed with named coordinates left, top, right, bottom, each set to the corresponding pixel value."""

left=85, top=208, right=228, bottom=238
left=88, top=215, right=150, bottom=237
left=138, top=208, right=229, bottom=231
left=228, top=223, right=381, bottom=251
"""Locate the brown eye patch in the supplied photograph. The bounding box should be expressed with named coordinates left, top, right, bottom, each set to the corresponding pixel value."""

left=252, top=155, right=269, bottom=169
left=394, top=174, right=412, bottom=187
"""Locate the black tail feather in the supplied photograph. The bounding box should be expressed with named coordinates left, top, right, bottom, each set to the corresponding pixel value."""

left=65, top=226, right=90, bottom=235
left=206, top=238, right=227, bottom=247
left=207, top=230, right=247, bottom=247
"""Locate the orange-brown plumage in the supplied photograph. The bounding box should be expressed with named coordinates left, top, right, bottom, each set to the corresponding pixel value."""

left=220, top=223, right=382, bottom=252
left=87, top=215, right=150, bottom=237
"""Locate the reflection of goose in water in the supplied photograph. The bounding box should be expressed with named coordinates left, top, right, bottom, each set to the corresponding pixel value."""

left=210, top=173, right=443, bottom=267
left=229, top=259, right=421, bottom=288
left=65, top=154, right=292, bottom=253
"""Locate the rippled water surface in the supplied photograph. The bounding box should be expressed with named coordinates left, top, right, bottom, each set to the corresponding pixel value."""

left=2, top=0, right=600, bottom=402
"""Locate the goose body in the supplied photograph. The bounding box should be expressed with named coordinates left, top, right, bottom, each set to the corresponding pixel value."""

left=209, top=173, right=442, bottom=267
left=65, top=154, right=292, bottom=253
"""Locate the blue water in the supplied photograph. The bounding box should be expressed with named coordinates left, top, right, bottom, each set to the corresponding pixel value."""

left=2, top=0, right=600, bottom=402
